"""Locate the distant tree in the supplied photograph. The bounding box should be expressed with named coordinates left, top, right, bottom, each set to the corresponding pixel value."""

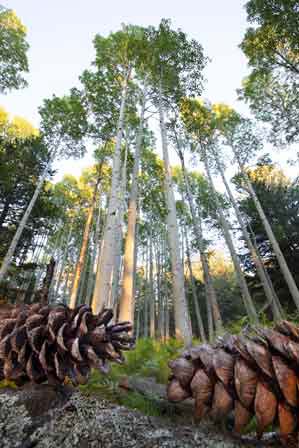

left=0, top=5, right=29, bottom=93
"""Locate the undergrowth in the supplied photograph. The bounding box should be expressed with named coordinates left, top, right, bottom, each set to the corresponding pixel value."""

left=80, top=337, right=184, bottom=417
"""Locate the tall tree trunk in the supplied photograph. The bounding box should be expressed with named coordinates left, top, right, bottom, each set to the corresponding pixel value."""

left=143, top=246, right=149, bottom=338
left=119, top=87, right=147, bottom=323
left=85, top=193, right=103, bottom=305
left=202, top=150, right=259, bottom=324
left=53, top=224, right=73, bottom=300
left=234, top=151, right=299, bottom=312
left=69, top=181, right=99, bottom=309
left=213, top=152, right=282, bottom=321
left=39, top=257, right=56, bottom=305
left=184, top=225, right=207, bottom=342
left=158, top=88, right=192, bottom=346
left=0, top=198, right=11, bottom=229
left=0, top=159, right=51, bottom=283
left=92, top=71, right=130, bottom=314
left=149, top=227, right=155, bottom=338
left=109, top=140, right=128, bottom=310
left=177, top=147, right=222, bottom=337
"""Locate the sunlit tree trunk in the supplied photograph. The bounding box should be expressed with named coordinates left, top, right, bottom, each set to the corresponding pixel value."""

left=0, top=159, right=51, bottom=283
left=69, top=180, right=99, bottom=309
left=184, top=225, right=207, bottom=342
left=149, top=226, right=155, bottom=338
left=177, top=148, right=222, bottom=337
left=109, top=141, right=128, bottom=310
left=202, top=150, right=259, bottom=324
left=85, top=196, right=102, bottom=305
left=54, top=224, right=73, bottom=300
left=233, top=151, right=299, bottom=312
left=143, top=246, right=149, bottom=338
left=119, top=87, right=147, bottom=323
left=213, top=152, right=283, bottom=321
left=158, top=87, right=192, bottom=346
left=92, top=71, right=130, bottom=314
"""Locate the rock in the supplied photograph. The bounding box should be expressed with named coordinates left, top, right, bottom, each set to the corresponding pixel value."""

left=0, top=386, right=276, bottom=447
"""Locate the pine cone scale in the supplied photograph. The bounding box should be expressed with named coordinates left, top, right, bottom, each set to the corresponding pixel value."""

left=0, top=304, right=134, bottom=386
left=167, top=320, right=299, bottom=444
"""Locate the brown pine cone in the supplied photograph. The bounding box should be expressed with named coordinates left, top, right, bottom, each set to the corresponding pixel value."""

left=0, top=303, right=134, bottom=386
left=167, top=320, right=299, bottom=446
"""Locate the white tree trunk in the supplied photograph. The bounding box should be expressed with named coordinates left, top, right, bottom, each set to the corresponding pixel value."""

left=158, top=89, right=192, bottom=346
left=178, top=148, right=223, bottom=336
left=54, top=224, right=73, bottom=300
left=235, top=154, right=299, bottom=312
left=184, top=225, right=207, bottom=342
left=119, top=88, right=147, bottom=323
left=203, top=151, right=259, bottom=324
left=69, top=181, right=98, bottom=309
left=149, top=227, right=155, bottom=338
left=213, top=152, right=282, bottom=321
left=91, top=73, right=129, bottom=314
left=0, top=159, right=51, bottom=283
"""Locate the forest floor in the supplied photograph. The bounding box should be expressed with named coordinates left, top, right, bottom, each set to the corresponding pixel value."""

left=0, top=381, right=281, bottom=448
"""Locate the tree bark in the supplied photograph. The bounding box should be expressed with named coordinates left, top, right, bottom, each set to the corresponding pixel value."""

left=69, top=181, right=99, bottom=309
left=234, top=152, right=299, bottom=312
left=158, top=88, right=192, bottom=346
left=53, top=224, right=73, bottom=300
left=202, top=150, right=259, bottom=324
left=0, top=159, right=51, bottom=283
left=177, top=147, right=222, bottom=337
left=184, top=225, right=207, bottom=342
left=213, top=151, right=282, bottom=321
left=119, top=87, right=147, bottom=323
left=149, top=227, right=155, bottom=338
left=109, top=140, right=128, bottom=310
left=92, top=71, right=130, bottom=314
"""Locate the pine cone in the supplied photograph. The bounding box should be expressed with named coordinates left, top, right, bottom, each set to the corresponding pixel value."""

left=167, top=320, right=299, bottom=446
left=0, top=303, right=134, bottom=386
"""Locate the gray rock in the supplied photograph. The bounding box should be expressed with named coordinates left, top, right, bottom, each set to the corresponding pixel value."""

left=0, top=386, right=275, bottom=447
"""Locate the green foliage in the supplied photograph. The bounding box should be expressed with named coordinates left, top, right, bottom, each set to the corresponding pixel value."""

left=111, top=338, right=183, bottom=384
left=80, top=338, right=183, bottom=417
left=0, top=6, right=29, bottom=93
left=39, top=89, right=89, bottom=159
left=146, top=19, right=206, bottom=103
left=240, top=0, right=299, bottom=147
left=233, top=161, right=299, bottom=313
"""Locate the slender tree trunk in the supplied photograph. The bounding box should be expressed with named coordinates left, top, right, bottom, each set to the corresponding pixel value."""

left=202, top=150, right=259, bottom=324
left=143, top=246, right=149, bottom=338
left=85, top=193, right=103, bottom=305
left=206, top=290, right=214, bottom=343
left=234, top=152, right=299, bottom=312
left=0, top=159, right=51, bottom=283
left=92, top=71, right=130, bottom=314
left=184, top=225, right=207, bottom=342
left=149, top=227, right=155, bottom=338
left=0, top=198, right=11, bottom=229
left=69, top=181, right=99, bottom=309
left=54, top=224, right=73, bottom=300
left=119, top=87, right=147, bottom=323
left=213, top=152, right=282, bottom=321
left=109, top=141, right=128, bottom=309
left=177, top=148, right=222, bottom=336
left=164, top=279, right=170, bottom=341
left=158, top=88, right=192, bottom=346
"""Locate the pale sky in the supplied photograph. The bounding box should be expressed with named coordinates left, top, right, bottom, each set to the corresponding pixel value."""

left=1, top=0, right=252, bottom=174
left=1, top=0, right=296, bottom=179
left=1, top=0, right=297, bottom=257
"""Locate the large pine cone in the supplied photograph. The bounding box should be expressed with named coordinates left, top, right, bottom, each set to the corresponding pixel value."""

left=167, top=320, right=299, bottom=446
left=0, top=303, right=134, bottom=386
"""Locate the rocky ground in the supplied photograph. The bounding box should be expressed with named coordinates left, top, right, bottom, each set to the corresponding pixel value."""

left=0, top=384, right=281, bottom=448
